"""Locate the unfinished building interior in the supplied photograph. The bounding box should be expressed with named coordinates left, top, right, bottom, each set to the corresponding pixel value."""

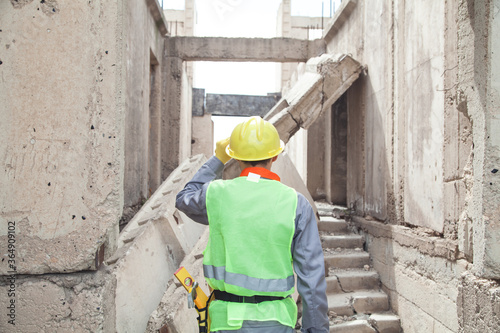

left=1, top=0, right=500, bottom=332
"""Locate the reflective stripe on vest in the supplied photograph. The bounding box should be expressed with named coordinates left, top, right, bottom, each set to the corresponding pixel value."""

left=203, top=265, right=295, bottom=293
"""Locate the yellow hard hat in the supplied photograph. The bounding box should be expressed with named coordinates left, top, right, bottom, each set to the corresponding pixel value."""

left=226, top=116, right=285, bottom=161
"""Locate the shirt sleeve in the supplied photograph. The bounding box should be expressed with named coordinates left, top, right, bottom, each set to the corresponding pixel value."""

left=292, top=193, right=329, bottom=333
left=175, top=156, right=225, bottom=225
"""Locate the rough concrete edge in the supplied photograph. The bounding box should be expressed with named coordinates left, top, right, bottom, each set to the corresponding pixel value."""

left=145, top=228, right=210, bottom=332
left=351, top=216, right=461, bottom=261
left=322, top=0, right=358, bottom=40
left=458, top=271, right=500, bottom=332
left=288, top=54, right=364, bottom=130
left=145, top=0, right=168, bottom=35
left=307, top=38, right=327, bottom=59
left=118, top=154, right=205, bottom=247
left=320, top=56, right=364, bottom=108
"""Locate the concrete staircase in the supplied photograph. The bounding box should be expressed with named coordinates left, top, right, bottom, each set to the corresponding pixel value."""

left=316, top=203, right=402, bottom=333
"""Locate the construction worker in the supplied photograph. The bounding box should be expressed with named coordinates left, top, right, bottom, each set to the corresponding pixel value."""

left=176, top=116, right=329, bottom=333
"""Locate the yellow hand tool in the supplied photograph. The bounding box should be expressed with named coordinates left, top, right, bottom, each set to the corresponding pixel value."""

left=174, top=266, right=212, bottom=333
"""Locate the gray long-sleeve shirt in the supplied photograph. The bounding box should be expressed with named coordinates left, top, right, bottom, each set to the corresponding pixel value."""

left=175, top=156, right=329, bottom=333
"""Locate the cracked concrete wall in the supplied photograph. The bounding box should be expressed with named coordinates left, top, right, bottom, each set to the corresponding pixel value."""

left=0, top=0, right=125, bottom=275
left=458, top=272, right=500, bottom=333
left=0, top=268, right=117, bottom=332
left=313, top=0, right=500, bottom=331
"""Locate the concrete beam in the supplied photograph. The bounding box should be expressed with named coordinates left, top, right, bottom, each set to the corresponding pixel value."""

left=165, top=36, right=326, bottom=62
left=205, top=93, right=281, bottom=117
left=265, top=54, right=363, bottom=142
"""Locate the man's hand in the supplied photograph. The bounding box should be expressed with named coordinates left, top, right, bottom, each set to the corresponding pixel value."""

left=215, top=138, right=231, bottom=164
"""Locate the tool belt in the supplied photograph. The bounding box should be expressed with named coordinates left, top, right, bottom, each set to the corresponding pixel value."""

left=214, top=290, right=286, bottom=304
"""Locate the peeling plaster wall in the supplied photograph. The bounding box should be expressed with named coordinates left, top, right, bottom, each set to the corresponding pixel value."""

left=0, top=0, right=124, bottom=274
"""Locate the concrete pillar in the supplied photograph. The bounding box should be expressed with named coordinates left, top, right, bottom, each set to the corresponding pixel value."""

left=278, top=0, right=298, bottom=90
left=462, top=0, right=500, bottom=278
left=324, top=104, right=332, bottom=202
left=346, top=78, right=365, bottom=214
left=330, top=93, right=348, bottom=205
left=307, top=113, right=327, bottom=200
left=149, top=54, right=162, bottom=196
left=161, top=54, right=184, bottom=180
left=184, top=0, right=195, bottom=83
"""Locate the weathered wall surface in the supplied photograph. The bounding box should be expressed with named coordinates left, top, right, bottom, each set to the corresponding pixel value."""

left=353, top=216, right=465, bottom=333
left=192, top=114, right=213, bottom=159
left=0, top=269, right=116, bottom=332
left=314, top=0, right=455, bottom=230
left=314, top=0, right=499, bottom=331
left=205, top=93, right=281, bottom=117
left=320, top=0, right=471, bottom=234
left=0, top=0, right=124, bottom=274
left=457, top=0, right=500, bottom=279
left=458, top=272, right=500, bottom=333
left=162, top=43, right=193, bottom=180
left=123, top=0, right=167, bottom=208
left=0, top=0, right=174, bottom=331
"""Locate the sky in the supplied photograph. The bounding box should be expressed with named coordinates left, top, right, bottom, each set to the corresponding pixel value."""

left=163, top=0, right=340, bottom=96
left=162, top=0, right=341, bottom=142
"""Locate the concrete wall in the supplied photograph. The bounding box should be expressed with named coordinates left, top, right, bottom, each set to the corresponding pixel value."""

left=124, top=0, right=167, bottom=207
left=0, top=0, right=174, bottom=331
left=316, top=0, right=470, bottom=232
left=458, top=0, right=500, bottom=280
left=0, top=0, right=124, bottom=276
left=0, top=0, right=125, bottom=330
left=353, top=217, right=466, bottom=333
left=312, top=0, right=500, bottom=331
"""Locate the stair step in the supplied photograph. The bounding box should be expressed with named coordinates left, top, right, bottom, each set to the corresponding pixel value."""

left=327, top=291, right=389, bottom=316
left=329, top=270, right=380, bottom=292
left=328, top=313, right=401, bottom=333
left=329, top=319, right=376, bottom=333
left=321, top=234, right=364, bottom=248
left=318, top=216, right=349, bottom=234
left=326, top=276, right=343, bottom=293
left=369, top=313, right=401, bottom=333
left=324, top=251, right=370, bottom=269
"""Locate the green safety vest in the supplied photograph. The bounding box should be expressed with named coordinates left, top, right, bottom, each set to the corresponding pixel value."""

left=204, top=175, right=298, bottom=331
